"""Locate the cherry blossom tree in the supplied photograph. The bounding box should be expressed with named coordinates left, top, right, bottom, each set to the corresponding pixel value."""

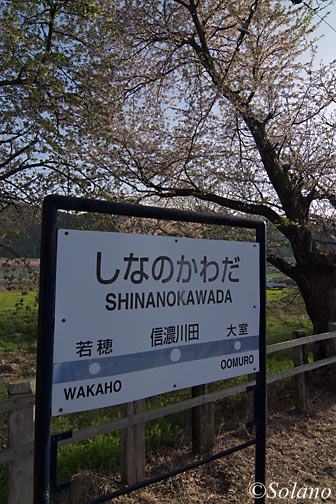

left=80, top=0, right=336, bottom=347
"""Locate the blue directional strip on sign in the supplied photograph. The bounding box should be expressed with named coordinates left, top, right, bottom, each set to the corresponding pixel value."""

left=53, top=335, right=259, bottom=384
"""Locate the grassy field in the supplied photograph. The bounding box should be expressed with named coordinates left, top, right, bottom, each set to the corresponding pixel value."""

left=0, top=285, right=313, bottom=501
left=266, top=287, right=312, bottom=374
left=0, top=291, right=38, bottom=399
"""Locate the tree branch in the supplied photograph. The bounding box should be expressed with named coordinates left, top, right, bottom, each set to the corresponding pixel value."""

left=151, top=185, right=284, bottom=225
left=267, top=253, right=297, bottom=280
left=0, top=140, right=38, bottom=174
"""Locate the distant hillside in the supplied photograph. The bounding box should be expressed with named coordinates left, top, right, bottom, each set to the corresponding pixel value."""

left=0, top=204, right=41, bottom=258
left=0, top=204, right=118, bottom=259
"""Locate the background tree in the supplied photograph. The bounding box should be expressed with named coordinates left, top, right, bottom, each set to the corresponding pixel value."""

left=0, top=0, right=118, bottom=210
left=76, top=0, right=336, bottom=349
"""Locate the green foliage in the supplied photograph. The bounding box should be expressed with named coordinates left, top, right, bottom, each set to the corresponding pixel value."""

left=0, top=0, right=118, bottom=205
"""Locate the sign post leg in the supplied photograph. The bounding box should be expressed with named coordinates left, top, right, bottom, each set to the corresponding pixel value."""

left=254, top=225, right=267, bottom=503
left=34, top=198, right=57, bottom=504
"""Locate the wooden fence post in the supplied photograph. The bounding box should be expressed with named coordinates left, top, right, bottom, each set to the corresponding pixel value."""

left=328, top=322, right=336, bottom=388
left=120, top=399, right=145, bottom=485
left=6, top=381, right=34, bottom=504
left=192, top=384, right=214, bottom=455
left=292, top=330, right=310, bottom=411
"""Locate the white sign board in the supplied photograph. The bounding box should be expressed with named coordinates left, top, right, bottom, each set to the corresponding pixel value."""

left=52, top=230, right=260, bottom=415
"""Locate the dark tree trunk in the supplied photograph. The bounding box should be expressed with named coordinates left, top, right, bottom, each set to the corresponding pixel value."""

left=296, top=270, right=336, bottom=360
left=268, top=237, right=336, bottom=362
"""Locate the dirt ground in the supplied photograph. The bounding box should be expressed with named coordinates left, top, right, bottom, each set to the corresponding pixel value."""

left=56, top=384, right=336, bottom=504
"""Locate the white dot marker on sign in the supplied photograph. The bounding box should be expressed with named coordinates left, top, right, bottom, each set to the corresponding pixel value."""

left=170, top=348, right=182, bottom=363
left=89, top=362, right=101, bottom=375
left=234, top=341, right=242, bottom=351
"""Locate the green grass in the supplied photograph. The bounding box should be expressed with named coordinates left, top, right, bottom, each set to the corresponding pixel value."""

left=0, top=291, right=38, bottom=399
left=267, top=287, right=312, bottom=344
left=51, top=405, right=121, bottom=482
left=266, top=286, right=312, bottom=374
left=0, top=291, right=38, bottom=342
left=0, top=291, right=38, bottom=503
left=56, top=407, right=191, bottom=485
left=0, top=290, right=37, bottom=312
left=0, top=285, right=313, bottom=500
left=58, top=435, right=120, bottom=483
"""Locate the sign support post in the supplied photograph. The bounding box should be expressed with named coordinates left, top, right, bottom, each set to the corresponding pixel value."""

left=34, top=201, right=57, bottom=504
left=255, top=225, right=267, bottom=502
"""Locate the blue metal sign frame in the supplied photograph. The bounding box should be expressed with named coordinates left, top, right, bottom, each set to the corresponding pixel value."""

left=34, top=194, right=266, bottom=504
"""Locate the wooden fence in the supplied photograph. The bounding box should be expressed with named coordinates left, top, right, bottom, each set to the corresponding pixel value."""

left=1, top=323, right=336, bottom=503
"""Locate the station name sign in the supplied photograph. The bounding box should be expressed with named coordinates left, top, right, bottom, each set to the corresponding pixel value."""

left=52, top=230, right=260, bottom=415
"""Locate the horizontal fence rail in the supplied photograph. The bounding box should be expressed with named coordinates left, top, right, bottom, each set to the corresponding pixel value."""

left=266, top=331, right=336, bottom=354
left=1, top=329, right=336, bottom=467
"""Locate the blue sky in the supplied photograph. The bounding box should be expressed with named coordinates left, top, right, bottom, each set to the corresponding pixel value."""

left=311, top=3, right=336, bottom=63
